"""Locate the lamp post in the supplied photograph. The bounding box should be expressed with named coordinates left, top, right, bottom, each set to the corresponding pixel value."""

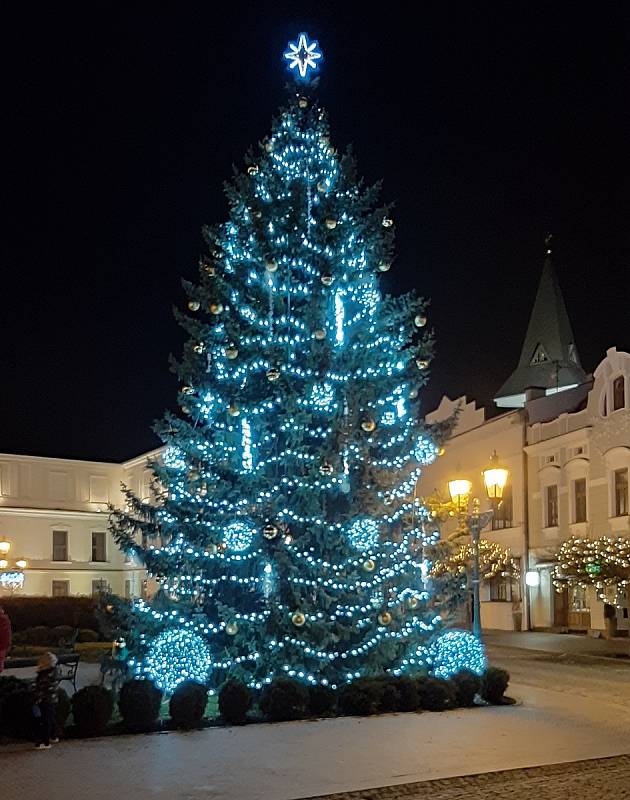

left=448, top=451, right=509, bottom=641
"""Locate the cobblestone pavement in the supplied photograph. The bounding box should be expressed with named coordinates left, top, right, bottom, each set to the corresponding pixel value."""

left=304, top=755, right=630, bottom=800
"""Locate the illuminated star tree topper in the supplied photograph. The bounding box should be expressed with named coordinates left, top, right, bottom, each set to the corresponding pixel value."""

left=283, top=32, right=323, bottom=80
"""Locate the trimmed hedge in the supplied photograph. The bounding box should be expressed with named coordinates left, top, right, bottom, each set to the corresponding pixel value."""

left=219, top=679, right=253, bottom=725
left=71, top=685, right=113, bottom=736
left=118, top=679, right=163, bottom=732
left=308, top=684, right=337, bottom=717
left=1, top=596, right=99, bottom=632
left=0, top=676, right=34, bottom=739
left=481, top=667, right=510, bottom=704
left=451, top=670, right=481, bottom=707
left=338, top=679, right=384, bottom=717
left=169, top=681, right=208, bottom=729
left=259, top=678, right=309, bottom=722
left=416, top=677, right=455, bottom=711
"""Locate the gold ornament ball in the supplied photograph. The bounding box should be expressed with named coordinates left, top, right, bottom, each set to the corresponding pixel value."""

left=247, top=164, right=259, bottom=176
left=314, top=329, right=327, bottom=341
left=363, top=558, right=376, bottom=572
left=265, top=258, right=278, bottom=273
left=321, top=273, right=335, bottom=286
left=378, top=611, right=392, bottom=625
left=382, top=217, right=394, bottom=228
left=416, top=358, right=429, bottom=370
left=298, top=96, right=308, bottom=109
left=407, top=596, right=419, bottom=610
left=187, top=468, right=200, bottom=481
left=181, top=385, right=194, bottom=395
left=263, top=523, right=279, bottom=539
left=414, top=314, right=427, bottom=328
left=377, top=262, right=391, bottom=273
left=200, top=260, right=217, bottom=277
left=188, top=300, right=200, bottom=312
left=325, top=218, right=337, bottom=230
left=225, top=345, right=239, bottom=360
left=266, top=367, right=281, bottom=382
left=228, top=403, right=240, bottom=417
left=292, top=611, right=306, bottom=627
left=361, top=418, right=376, bottom=433
left=319, top=461, right=334, bottom=476
left=225, top=622, right=238, bottom=636
left=210, top=302, right=223, bottom=315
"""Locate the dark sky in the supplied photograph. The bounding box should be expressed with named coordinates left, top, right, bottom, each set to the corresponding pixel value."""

left=3, top=3, right=629, bottom=462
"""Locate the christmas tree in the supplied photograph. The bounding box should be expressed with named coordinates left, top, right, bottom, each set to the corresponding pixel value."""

left=110, top=34, right=481, bottom=694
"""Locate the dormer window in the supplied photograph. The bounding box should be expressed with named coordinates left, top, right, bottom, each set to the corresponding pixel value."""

left=568, top=343, right=579, bottom=364
left=531, top=344, right=549, bottom=365
left=613, top=376, right=626, bottom=412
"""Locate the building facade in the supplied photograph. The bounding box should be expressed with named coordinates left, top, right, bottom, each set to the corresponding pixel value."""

left=0, top=451, right=158, bottom=598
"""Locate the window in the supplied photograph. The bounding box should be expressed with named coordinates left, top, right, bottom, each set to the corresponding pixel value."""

left=574, top=478, right=587, bottom=523
left=91, top=531, right=106, bottom=562
left=492, top=484, right=513, bottom=530
left=488, top=575, right=521, bottom=602
left=603, top=392, right=608, bottom=417
left=613, top=376, right=626, bottom=412
left=52, top=580, right=69, bottom=598
left=570, top=585, right=589, bottom=613
left=546, top=485, right=558, bottom=527
left=614, top=469, right=629, bottom=517
left=92, top=578, right=109, bottom=596
left=52, top=530, right=68, bottom=561
left=531, top=344, right=548, bottom=364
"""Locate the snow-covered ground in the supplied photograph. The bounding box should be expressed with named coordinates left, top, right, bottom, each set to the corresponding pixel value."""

left=4, top=645, right=630, bottom=800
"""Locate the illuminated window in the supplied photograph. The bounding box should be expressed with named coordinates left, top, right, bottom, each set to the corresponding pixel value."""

left=574, top=478, right=587, bottom=523
left=614, top=469, right=629, bottom=517
left=545, top=485, right=558, bottom=527
left=531, top=344, right=548, bottom=364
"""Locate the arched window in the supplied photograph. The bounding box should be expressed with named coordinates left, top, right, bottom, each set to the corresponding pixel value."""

left=613, top=376, right=626, bottom=411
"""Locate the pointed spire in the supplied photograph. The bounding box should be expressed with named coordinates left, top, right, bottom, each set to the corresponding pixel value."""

left=494, top=235, right=586, bottom=408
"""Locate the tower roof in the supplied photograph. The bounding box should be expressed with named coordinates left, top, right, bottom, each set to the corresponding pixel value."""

left=494, top=236, right=586, bottom=408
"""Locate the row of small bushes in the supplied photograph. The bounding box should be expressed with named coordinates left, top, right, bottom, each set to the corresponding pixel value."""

left=12, top=626, right=100, bottom=647
left=1, top=596, right=99, bottom=632
left=0, top=667, right=510, bottom=741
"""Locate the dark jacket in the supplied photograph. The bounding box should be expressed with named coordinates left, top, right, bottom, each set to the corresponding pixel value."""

left=35, top=667, right=60, bottom=704
left=0, top=610, right=11, bottom=653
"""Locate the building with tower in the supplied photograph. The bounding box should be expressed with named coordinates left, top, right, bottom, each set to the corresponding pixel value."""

left=420, top=240, right=629, bottom=633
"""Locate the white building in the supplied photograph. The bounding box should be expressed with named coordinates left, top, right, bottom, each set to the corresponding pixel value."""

left=419, top=241, right=629, bottom=632
left=0, top=451, right=159, bottom=598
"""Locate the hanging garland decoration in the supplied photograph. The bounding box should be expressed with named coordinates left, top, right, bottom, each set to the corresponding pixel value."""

left=553, top=536, right=630, bottom=598
left=431, top=540, right=520, bottom=582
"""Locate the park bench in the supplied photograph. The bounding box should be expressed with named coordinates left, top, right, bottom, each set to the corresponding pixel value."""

left=4, top=652, right=80, bottom=692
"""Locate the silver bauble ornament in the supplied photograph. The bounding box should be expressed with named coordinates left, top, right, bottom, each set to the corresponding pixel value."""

left=321, top=273, right=334, bottom=286
left=225, top=345, right=239, bottom=360
left=325, top=218, right=337, bottom=230
left=265, top=258, right=278, bottom=273
left=225, top=622, right=238, bottom=636
left=382, top=217, right=394, bottom=228
left=187, top=300, right=200, bottom=311
left=377, top=262, right=391, bottom=272
left=263, top=523, right=279, bottom=539
left=266, top=367, right=281, bottom=382
left=414, top=314, right=427, bottom=327
left=247, top=164, right=259, bottom=176
left=319, top=461, right=334, bottom=476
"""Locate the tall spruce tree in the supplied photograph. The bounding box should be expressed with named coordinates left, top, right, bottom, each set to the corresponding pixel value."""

left=110, top=35, right=463, bottom=694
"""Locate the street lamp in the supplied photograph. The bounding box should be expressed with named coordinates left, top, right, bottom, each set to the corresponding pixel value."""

left=448, top=453, right=509, bottom=641
left=0, top=539, right=11, bottom=555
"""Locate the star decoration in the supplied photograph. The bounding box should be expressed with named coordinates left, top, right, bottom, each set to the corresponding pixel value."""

left=283, top=33, right=323, bottom=80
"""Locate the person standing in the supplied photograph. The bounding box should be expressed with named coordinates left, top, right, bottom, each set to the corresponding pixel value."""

left=33, top=652, right=59, bottom=749
left=0, top=605, right=11, bottom=673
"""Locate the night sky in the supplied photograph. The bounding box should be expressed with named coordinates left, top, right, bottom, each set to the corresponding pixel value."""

left=3, top=4, right=629, bottom=462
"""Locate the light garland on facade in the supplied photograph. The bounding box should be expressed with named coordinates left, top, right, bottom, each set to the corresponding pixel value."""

left=553, top=536, right=630, bottom=599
